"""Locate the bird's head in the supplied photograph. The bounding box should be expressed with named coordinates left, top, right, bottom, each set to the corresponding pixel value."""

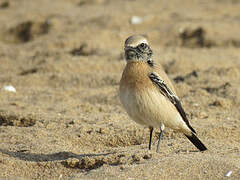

left=124, top=35, right=153, bottom=62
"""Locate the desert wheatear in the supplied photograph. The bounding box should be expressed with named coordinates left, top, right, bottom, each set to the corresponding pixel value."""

left=119, top=35, right=207, bottom=152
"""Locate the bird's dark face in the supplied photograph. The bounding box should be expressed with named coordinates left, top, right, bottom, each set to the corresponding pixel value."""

left=125, top=42, right=153, bottom=62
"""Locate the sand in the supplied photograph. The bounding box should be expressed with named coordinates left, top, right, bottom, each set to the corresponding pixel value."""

left=0, top=0, right=239, bottom=179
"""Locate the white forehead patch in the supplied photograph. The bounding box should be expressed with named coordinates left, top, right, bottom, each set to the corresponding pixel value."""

left=138, top=39, right=148, bottom=45
left=124, top=35, right=149, bottom=48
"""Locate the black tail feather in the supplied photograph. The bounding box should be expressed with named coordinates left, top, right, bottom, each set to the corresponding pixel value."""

left=185, top=133, right=207, bottom=151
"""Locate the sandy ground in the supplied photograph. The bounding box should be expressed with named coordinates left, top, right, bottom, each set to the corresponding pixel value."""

left=0, top=0, right=240, bottom=179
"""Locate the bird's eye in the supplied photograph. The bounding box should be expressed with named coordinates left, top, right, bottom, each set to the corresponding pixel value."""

left=139, top=43, right=147, bottom=50
left=140, top=43, right=145, bottom=48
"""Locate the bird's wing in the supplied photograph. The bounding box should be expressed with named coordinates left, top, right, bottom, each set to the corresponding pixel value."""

left=148, top=61, right=177, bottom=94
left=149, top=72, right=196, bottom=133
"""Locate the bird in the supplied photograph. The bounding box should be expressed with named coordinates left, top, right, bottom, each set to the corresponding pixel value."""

left=119, top=35, right=207, bottom=152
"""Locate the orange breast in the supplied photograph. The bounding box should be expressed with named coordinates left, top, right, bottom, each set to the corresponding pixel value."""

left=120, top=61, right=154, bottom=92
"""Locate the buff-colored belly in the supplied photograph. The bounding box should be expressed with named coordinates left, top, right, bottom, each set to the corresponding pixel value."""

left=120, top=87, right=190, bottom=134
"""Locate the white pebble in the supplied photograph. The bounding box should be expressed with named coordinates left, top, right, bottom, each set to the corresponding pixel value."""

left=130, top=16, right=143, bottom=24
left=178, top=27, right=185, bottom=33
left=225, top=170, right=232, bottom=177
left=193, top=103, right=199, bottom=107
left=2, top=85, right=16, bottom=92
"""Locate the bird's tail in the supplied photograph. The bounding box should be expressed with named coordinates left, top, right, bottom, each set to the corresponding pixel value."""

left=185, top=133, right=207, bottom=151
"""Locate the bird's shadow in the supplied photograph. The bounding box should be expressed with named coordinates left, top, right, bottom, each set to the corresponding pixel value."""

left=0, top=148, right=115, bottom=162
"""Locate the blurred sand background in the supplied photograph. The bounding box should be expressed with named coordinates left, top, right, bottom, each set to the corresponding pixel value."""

left=0, top=0, right=240, bottom=179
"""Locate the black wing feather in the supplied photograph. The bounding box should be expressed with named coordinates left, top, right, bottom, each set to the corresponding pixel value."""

left=149, top=72, right=196, bottom=133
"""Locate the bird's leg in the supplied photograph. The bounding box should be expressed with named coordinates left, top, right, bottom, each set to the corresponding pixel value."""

left=156, top=130, right=163, bottom=152
left=149, top=127, right=154, bottom=150
left=156, top=124, right=165, bottom=152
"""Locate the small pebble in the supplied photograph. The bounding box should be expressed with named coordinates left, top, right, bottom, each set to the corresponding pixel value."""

left=225, top=170, right=232, bottom=177
left=2, top=85, right=16, bottom=92
left=199, top=111, right=208, bottom=119
left=193, top=103, right=199, bottom=107
left=130, top=16, right=143, bottom=24
left=178, top=27, right=184, bottom=33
